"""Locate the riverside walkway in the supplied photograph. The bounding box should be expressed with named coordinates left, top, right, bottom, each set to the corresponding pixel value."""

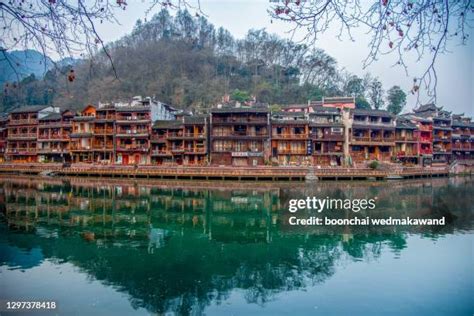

left=0, top=163, right=450, bottom=181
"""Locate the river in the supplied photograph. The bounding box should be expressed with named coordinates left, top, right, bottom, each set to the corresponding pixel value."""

left=0, top=176, right=473, bottom=315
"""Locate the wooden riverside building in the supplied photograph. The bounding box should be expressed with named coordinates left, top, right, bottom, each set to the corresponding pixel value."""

left=0, top=115, right=8, bottom=163
left=271, top=111, right=309, bottom=166
left=394, top=118, right=418, bottom=165
left=411, top=104, right=452, bottom=164
left=114, top=106, right=151, bottom=165
left=37, top=109, right=74, bottom=163
left=71, top=105, right=96, bottom=163
left=2, top=99, right=473, bottom=167
left=350, top=109, right=395, bottom=163
left=151, top=115, right=208, bottom=165
left=210, top=108, right=270, bottom=166
left=93, top=105, right=116, bottom=164
left=6, top=105, right=58, bottom=163
left=452, top=114, right=473, bottom=161
left=308, top=107, right=344, bottom=166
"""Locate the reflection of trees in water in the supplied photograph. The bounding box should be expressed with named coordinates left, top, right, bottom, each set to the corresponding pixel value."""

left=1, top=177, right=473, bottom=315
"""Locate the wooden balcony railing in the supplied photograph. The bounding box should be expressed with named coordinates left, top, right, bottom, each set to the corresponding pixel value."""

left=70, top=144, right=91, bottom=151
left=212, top=117, right=267, bottom=124
left=115, top=116, right=150, bottom=122
left=212, top=132, right=268, bottom=138
left=419, top=125, right=433, bottom=132
left=419, top=137, right=432, bottom=143
left=7, top=133, right=37, bottom=138
left=8, top=119, right=38, bottom=125
left=116, top=145, right=148, bottom=151
left=37, top=134, right=69, bottom=140
left=352, top=136, right=370, bottom=142
left=92, top=143, right=114, bottom=149
left=37, top=148, right=69, bottom=153
left=151, top=150, right=172, bottom=156
left=95, top=115, right=116, bottom=120
left=272, top=133, right=307, bottom=139
left=453, top=144, right=472, bottom=150
left=277, top=149, right=307, bottom=155
left=395, top=135, right=416, bottom=141
left=184, top=148, right=206, bottom=153
left=6, top=148, right=36, bottom=154
left=116, top=129, right=149, bottom=135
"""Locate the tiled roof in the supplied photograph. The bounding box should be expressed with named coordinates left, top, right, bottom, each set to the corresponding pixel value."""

left=211, top=107, right=269, bottom=114
left=311, top=106, right=340, bottom=114
left=352, top=108, right=393, bottom=117
left=323, top=97, right=355, bottom=104
left=413, top=103, right=440, bottom=113
left=452, top=120, right=471, bottom=128
left=272, top=111, right=306, bottom=118
left=39, top=112, right=62, bottom=121
left=184, top=115, right=206, bottom=124
left=396, top=119, right=417, bottom=129
left=153, top=120, right=183, bottom=129
left=10, top=105, right=50, bottom=114
left=115, top=106, right=150, bottom=112
left=73, top=115, right=95, bottom=121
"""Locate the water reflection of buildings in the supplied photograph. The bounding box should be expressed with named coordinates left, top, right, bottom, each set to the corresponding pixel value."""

left=1, top=177, right=473, bottom=315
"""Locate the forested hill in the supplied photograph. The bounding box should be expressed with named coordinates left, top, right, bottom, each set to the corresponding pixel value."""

left=1, top=9, right=393, bottom=114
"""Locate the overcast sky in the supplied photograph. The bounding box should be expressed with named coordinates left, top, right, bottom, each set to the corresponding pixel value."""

left=96, top=0, right=473, bottom=116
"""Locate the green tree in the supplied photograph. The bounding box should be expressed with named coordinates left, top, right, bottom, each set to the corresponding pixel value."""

left=369, top=78, right=384, bottom=110
left=231, top=89, right=251, bottom=103
left=344, top=75, right=364, bottom=98
left=386, top=86, right=406, bottom=115
left=355, top=96, right=371, bottom=109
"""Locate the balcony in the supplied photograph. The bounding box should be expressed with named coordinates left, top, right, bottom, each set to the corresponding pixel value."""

left=352, top=119, right=393, bottom=128
left=69, top=143, right=92, bottom=151
left=184, top=148, right=207, bottom=154
left=277, top=149, right=307, bottom=155
left=212, top=117, right=267, bottom=124
left=395, top=135, right=416, bottom=142
left=6, top=148, right=36, bottom=155
left=151, top=150, right=172, bottom=156
left=419, top=137, right=432, bottom=143
left=272, top=133, right=308, bottom=139
left=212, top=132, right=269, bottom=138
left=115, top=116, right=150, bottom=123
left=8, top=119, right=38, bottom=125
left=150, top=135, right=167, bottom=142
left=95, top=115, right=116, bottom=121
left=116, top=129, right=149, bottom=137
left=37, top=148, right=69, bottom=154
left=92, top=142, right=114, bottom=150
left=116, top=145, right=148, bottom=152
left=418, top=125, right=433, bottom=132
left=37, top=134, right=69, bottom=140
left=7, top=133, right=37, bottom=140
left=70, top=131, right=93, bottom=138
left=311, top=133, right=344, bottom=141
left=452, top=144, right=472, bottom=150
left=168, top=132, right=206, bottom=139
